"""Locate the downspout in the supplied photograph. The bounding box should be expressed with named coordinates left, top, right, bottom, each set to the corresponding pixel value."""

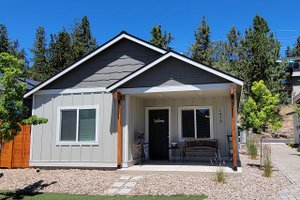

left=230, top=86, right=238, bottom=171
left=114, top=91, right=125, bottom=168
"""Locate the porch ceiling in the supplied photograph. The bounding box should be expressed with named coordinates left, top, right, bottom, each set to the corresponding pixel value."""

left=130, top=89, right=229, bottom=99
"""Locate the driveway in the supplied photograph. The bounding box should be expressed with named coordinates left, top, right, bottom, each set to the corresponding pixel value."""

left=270, top=144, right=300, bottom=200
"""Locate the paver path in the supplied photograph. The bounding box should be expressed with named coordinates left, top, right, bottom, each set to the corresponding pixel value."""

left=269, top=144, right=300, bottom=200
left=104, top=175, right=142, bottom=195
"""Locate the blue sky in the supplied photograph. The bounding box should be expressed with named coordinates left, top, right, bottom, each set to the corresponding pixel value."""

left=1, top=0, right=300, bottom=63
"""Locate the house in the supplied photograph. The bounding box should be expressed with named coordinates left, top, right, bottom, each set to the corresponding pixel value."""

left=24, top=31, right=243, bottom=170
left=284, top=56, right=300, bottom=144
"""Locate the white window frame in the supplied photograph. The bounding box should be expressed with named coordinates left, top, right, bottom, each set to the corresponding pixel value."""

left=56, top=105, right=99, bottom=145
left=178, top=106, right=213, bottom=141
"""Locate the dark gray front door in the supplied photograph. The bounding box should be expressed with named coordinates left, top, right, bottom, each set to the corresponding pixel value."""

left=148, top=109, right=169, bottom=160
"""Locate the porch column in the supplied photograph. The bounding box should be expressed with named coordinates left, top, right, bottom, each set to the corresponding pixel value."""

left=114, top=91, right=125, bottom=168
left=230, top=86, right=238, bottom=171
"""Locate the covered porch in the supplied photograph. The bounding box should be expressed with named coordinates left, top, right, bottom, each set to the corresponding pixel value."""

left=118, top=83, right=240, bottom=170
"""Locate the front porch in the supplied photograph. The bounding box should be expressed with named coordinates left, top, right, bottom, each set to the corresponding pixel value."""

left=119, top=83, right=240, bottom=169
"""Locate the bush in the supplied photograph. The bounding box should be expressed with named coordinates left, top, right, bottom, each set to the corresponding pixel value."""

left=246, top=134, right=258, bottom=159
left=262, top=144, right=272, bottom=177
left=215, top=167, right=226, bottom=183
left=210, top=151, right=226, bottom=183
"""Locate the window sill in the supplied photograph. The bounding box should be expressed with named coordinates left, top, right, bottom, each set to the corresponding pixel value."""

left=56, top=141, right=99, bottom=146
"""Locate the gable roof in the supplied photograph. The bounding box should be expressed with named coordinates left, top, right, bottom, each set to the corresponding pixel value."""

left=106, top=51, right=243, bottom=92
left=24, top=32, right=243, bottom=97
left=24, top=31, right=167, bottom=98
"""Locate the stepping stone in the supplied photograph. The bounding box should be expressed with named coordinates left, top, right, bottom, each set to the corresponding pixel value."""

left=118, top=188, right=131, bottom=195
left=105, top=188, right=118, bottom=194
left=111, top=181, right=125, bottom=188
left=119, top=175, right=131, bottom=180
left=124, top=182, right=136, bottom=188
left=131, top=176, right=142, bottom=180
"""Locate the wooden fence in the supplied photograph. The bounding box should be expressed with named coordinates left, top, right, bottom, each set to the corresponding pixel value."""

left=0, top=125, right=31, bottom=168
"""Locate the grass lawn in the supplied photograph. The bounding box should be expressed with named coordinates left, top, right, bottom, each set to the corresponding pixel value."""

left=0, top=191, right=207, bottom=200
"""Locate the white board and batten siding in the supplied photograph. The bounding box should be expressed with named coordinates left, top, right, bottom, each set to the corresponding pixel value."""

left=126, top=94, right=236, bottom=161
left=30, top=92, right=118, bottom=168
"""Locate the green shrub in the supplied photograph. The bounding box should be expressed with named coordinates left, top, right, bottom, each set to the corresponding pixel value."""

left=262, top=144, right=272, bottom=177
left=215, top=167, right=226, bottom=183
left=287, top=140, right=295, bottom=148
left=246, top=134, right=258, bottom=159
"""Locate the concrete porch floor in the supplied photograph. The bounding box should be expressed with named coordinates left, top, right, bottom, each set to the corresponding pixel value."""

left=119, top=161, right=242, bottom=174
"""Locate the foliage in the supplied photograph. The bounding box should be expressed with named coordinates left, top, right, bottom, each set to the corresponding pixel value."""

left=189, top=16, right=213, bottom=66
left=71, top=16, right=98, bottom=61
left=292, top=36, right=300, bottom=56
left=287, top=139, right=296, bottom=148
left=29, top=16, right=98, bottom=81
left=241, top=15, right=285, bottom=97
left=262, top=143, right=272, bottom=177
left=240, top=80, right=282, bottom=132
left=30, top=27, right=49, bottom=82
left=0, top=53, right=47, bottom=144
left=0, top=24, right=28, bottom=77
left=210, top=151, right=226, bottom=183
left=246, top=134, right=258, bottom=159
left=48, top=29, right=72, bottom=76
left=215, top=167, right=226, bottom=183
left=150, top=24, right=174, bottom=50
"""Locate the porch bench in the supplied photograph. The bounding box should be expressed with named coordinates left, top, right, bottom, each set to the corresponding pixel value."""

left=183, top=139, right=218, bottom=161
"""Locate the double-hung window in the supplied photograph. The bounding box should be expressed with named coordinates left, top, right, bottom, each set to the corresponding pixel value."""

left=58, top=106, right=98, bottom=144
left=179, top=106, right=212, bottom=139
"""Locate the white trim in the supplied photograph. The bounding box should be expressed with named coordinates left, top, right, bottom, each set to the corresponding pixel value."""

left=178, top=106, right=214, bottom=141
left=56, top=105, right=99, bottom=145
left=122, top=95, right=130, bottom=164
left=292, top=72, right=300, bottom=77
left=145, top=107, right=171, bottom=159
left=118, top=83, right=231, bottom=94
left=29, top=161, right=116, bottom=168
left=29, top=94, right=35, bottom=162
left=24, top=33, right=166, bottom=98
left=107, top=52, right=243, bottom=92
left=35, top=87, right=107, bottom=95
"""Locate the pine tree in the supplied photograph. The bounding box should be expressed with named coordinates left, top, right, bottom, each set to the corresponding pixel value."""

left=242, top=15, right=286, bottom=98
left=30, top=27, right=49, bottom=81
left=293, top=36, right=300, bottom=56
left=48, top=29, right=72, bottom=76
left=0, top=24, right=9, bottom=53
left=285, top=46, right=294, bottom=57
left=71, top=16, right=97, bottom=61
left=190, top=17, right=213, bottom=66
left=150, top=24, right=174, bottom=50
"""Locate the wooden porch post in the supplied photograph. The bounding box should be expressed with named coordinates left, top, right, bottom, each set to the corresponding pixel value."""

left=114, top=91, right=125, bottom=168
left=230, top=86, right=238, bottom=171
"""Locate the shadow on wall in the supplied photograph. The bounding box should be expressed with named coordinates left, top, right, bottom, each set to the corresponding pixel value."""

left=0, top=180, right=57, bottom=199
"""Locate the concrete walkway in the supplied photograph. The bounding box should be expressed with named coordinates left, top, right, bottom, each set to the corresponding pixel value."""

left=269, top=144, right=300, bottom=200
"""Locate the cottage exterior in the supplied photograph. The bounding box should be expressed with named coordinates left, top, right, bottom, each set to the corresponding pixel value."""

left=24, top=32, right=243, bottom=169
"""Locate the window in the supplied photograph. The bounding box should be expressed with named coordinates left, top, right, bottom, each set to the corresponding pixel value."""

left=179, top=107, right=212, bottom=139
left=58, top=106, right=98, bottom=144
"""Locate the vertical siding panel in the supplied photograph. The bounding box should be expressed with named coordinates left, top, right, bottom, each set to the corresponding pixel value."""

left=40, top=95, right=53, bottom=161
left=102, top=94, right=115, bottom=162
left=52, top=95, right=63, bottom=161
left=32, top=95, right=43, bottom=161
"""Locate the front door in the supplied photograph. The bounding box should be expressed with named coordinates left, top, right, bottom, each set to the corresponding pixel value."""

left=148, top=109, right=169, bottom=160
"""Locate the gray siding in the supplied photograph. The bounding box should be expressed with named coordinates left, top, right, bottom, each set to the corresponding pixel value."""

left=122, top=57, right=230, bottom=88
left=127, top=94, right=234, bottom=161
left=45, top=39, right=162, bottom=89
left=30, top=92, right=118, bottom=167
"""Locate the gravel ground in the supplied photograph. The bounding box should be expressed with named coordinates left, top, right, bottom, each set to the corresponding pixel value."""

left=0, top=153, right=290, bottom=199
left=132, top=153, right=290, bottom=199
